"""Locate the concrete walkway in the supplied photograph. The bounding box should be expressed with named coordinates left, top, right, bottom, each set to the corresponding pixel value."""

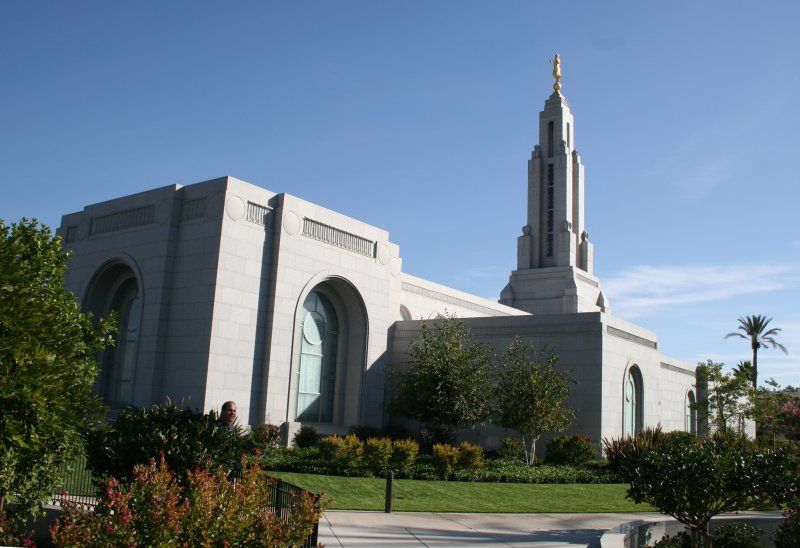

left=319, top=511, right=664, bottom=547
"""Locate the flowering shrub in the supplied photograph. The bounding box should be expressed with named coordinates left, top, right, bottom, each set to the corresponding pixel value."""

left=247, top=423, right=281, bottom=452
left=51, top=457, right=328, bottom=547
left=544, top=434, right=595, bottom=466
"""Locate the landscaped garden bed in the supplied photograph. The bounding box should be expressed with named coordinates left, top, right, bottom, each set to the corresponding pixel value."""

left=267, top=472, right=650, bottom=513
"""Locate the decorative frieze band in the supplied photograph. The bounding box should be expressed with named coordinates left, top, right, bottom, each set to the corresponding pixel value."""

left=400, top=282, right=512, bottom=317
left=302, top=218, right=374, bottom=257
left=182, top=197, right=207, bottom=221
left=396, top=322, right=597, bottom=339
left=607, top=326, right=657, bottom=349
left=90, top=205, right=155, bottom=236
left=660, top=362, right=695, bottom=377
left=65, top=226, right=78, bottom=243
left=246, top=201, right=273, bottom=228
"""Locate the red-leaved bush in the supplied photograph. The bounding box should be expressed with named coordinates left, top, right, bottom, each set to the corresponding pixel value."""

left=51, top=456, right=328, bottom=547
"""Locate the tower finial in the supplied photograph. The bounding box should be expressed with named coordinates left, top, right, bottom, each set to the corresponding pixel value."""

left=550, top=53, right=562, bottom=92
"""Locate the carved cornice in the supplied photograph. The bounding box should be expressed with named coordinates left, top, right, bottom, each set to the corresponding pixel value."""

left=400, top=282, right=512, bottom=316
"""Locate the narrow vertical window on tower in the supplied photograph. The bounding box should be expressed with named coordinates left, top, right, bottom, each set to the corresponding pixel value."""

left=547, top=121, right=554, bottom=158
left=566, top=123, right=571, bottom=148
left=546, top=163, right=554, bottom=257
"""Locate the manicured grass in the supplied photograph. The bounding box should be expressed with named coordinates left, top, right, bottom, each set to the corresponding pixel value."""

left=269, top=471, right=654, bottom=513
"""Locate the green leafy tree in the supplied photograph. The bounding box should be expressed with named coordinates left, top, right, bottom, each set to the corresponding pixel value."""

left=695, top=360, right=752, bottom=435
left=0, top=219, right=112, bottom=528
left=626, top=434, right=770, bottom=547
left=492, top=339, right=576, bottom=465
left=388, top=315, right=491, bottom=434
left=725, top=315, right=787, bottom=388
left=753, top=379, right=797, bottom=449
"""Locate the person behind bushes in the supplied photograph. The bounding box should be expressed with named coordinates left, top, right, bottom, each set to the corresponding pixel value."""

left=218, top=401, right=238, bottom=430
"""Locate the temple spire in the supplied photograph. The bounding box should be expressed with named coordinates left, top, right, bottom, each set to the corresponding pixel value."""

left=550, top=53, right=562, bottom=92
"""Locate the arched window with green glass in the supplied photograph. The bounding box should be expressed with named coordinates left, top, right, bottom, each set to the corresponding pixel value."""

left=296, top=291, right=339, bottom=423
left=623, top=366, right=643, bottom=437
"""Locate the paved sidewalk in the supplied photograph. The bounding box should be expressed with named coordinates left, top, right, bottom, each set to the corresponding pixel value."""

left=319, top=511, right=663, bottom=547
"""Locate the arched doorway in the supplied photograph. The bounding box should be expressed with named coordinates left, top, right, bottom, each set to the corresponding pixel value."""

left=83, top=262, right=142, bottom=409
left=623, top=365, right=643, bottom=437
left=291, top=278, right=367, bottom=427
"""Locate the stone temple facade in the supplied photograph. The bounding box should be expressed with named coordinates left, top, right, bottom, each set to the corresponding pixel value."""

left=59, top=78, right=700, bottom=452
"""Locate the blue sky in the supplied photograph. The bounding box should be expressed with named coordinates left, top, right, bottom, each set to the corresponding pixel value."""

left=2, top=2, right=798, bottom=386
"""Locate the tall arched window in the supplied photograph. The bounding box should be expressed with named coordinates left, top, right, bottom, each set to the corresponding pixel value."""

left=84, top=263, right=142, bottom=409
left=296, top=291, right=339, bottom=423
left=624, top=366, right=643, bottom=437
left=103, top=278, right=141, bottom=407
left=685, top=390, right=697, bottom=434
left=398, top=306, right=411, bottom=321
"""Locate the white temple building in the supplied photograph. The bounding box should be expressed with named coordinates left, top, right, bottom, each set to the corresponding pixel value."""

left=59, top=59, right=700, bottom=451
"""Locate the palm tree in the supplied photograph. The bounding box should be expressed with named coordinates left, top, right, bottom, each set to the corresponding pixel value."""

left=725, top=315, right=787, bottom=388
left=732, top=360, right=754, bottom=383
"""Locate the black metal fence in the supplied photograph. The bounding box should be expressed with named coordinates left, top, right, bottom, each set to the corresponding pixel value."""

left=50, top=459, right=319, bottom=547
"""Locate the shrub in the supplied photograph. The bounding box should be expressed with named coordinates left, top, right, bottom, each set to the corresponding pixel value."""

left=602, top=427, right=696, bottom=474
left=456, top=442, right=484, bottom=470
left=419, top=424, right=457, bottom=452
left=544, top=434, right=595, bottom=466
left=363, top=438, right=393, bottom=475
left=86, top=402, right=244, bottom=483
left=652, top=531, right=691, bottom=547
left=626, top=433, right=770, bottom=545
left=390, top=439, right=419, bottom=476
left=51, top=457, right=328, bottom=547
left=712, top=522, right=762, bottom=548
left=431, top=443, right=459, bottom=479
left=774, top=508, right=800, bottom=548
left=318, top=435, right=363, bottom=474
left=383, top=424, right=413, bottom=441
left=452, top=459, right=620, bottom=483
left=293, top=425, right=319, bottom=448
left=350, top=425, right=382, bottom=442
left=499, top=437, right=526, bottom=461
left=246, top=422, right=281, bottom=452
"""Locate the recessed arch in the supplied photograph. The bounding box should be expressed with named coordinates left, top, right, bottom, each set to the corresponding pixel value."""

left=83, top=258, right=144, bottom=409
left=623, top=364, right=643, bottom=437
left=288, top=275, right=368, bottom=427
left=685, top=389, right=697, bottom=434
left=398, top=305, right=411, bottom=322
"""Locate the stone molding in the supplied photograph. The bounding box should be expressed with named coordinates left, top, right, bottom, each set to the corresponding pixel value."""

left=607, top=326, right=657, bottom=349
left=181, top=197, right=207, bottom=221
left=396, top=322, right=597, bottom=339
left=301, top=217, right=374, bottom=257
left=245, top=201, right=273, bottom=228
left=401, top=282, right=513, bottom=316
left=660, top=362, right=695, bottom=377
left=90, top=205, right=155, bottom=236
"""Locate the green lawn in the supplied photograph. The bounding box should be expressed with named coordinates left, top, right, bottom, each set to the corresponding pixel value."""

left=269, top=472, right=654, bottom=513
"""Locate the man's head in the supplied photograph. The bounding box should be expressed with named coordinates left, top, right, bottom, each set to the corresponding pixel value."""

left=220, top=401, right=237, bottom=425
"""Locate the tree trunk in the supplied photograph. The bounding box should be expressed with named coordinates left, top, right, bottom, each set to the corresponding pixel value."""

left=752, top=341, right=758, bottom=388
left=527, top=436, right=539, bottom=466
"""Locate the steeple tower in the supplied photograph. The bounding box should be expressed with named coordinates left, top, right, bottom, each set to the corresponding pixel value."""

left=500, top=55, right=609, bottom=315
